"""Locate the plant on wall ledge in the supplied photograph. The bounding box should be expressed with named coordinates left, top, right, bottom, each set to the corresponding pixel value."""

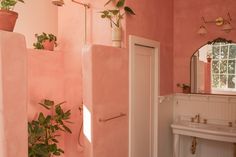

left=0, top=0, right=24, bottom=10
left=33, top=32, right=58, bottom=51
left=28, top=99, right=72, bottom=157
left=177, top=83, right=191, bottom=93
left=100, top=0, right=135, bottom=28
left=100, top=0, right=135, bottom=47
left=0, top=0, right=25, bottom=31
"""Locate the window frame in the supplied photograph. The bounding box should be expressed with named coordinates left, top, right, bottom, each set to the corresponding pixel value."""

left=211, top=43, right=236, bottom=94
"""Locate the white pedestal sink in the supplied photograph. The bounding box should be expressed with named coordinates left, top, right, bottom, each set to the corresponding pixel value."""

left=171, top=120, right=236, bottom=157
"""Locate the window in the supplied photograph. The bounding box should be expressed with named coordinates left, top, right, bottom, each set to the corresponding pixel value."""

left=211, top=43, right=236, bottom=92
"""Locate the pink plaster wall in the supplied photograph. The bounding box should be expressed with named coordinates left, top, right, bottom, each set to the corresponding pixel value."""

left=57, top=2, right=85, bottom=156
left=0, top=31, right=28, bottom=157
left=57, top=0, right=114, bottom=49
left=173, top=0, right=236, bottom=93
left=82, top=46, right=93, bottom=157
left=28, top=49, right=83, bottom=157
left=126, top=0, right=174, bottom=95
left=28, top=49, right=65, bottom=120
left=82, top=45, right=128, bottom=157
left=57, top=1, right=117, bottom=156
left=27, top=49, right=66, bottom=156
left=58, top=0, right=174, bottom=157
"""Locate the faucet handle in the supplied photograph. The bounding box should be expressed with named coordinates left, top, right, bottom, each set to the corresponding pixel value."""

left=195, top=114, right=200, bottom=123
left=191, top=117, right=194, bottom=122
left=194, top=114, right=200, bottom=118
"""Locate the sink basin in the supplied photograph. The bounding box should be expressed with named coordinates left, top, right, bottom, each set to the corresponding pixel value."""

left=171, top=120, right=236, bottom=143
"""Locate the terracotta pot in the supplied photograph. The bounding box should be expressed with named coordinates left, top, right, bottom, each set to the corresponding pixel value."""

left=111, top=26, right=122, bottom=48
left=42, top=40, right=55, bottom=51
left=207, top=57, right=212, bottom=63
left=0, top=10, right=18, bottom=32
left=183, top=87, right=191, bottom=93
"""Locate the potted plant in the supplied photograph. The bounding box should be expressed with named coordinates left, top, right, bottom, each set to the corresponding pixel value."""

left=0, top=0, right=24, bottom=31
left=206, top=53, right=212, bottom=63
left=28, top=99, right=72, bottom=157
left=177, top=83, right=191, bottom=93
left=100, top=0, right=135, bottom=47
left=33, top=32, right=58, bottom=51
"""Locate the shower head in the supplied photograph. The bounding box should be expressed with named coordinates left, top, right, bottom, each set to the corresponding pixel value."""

left=52, top=0, right=64, bottom=6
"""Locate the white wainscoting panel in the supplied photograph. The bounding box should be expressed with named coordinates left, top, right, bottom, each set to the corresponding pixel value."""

left=174, top=93, right=236, bottom=125
left=174, top=93, right=236, bottom=157
left=158, top=95, right=174, bottom=157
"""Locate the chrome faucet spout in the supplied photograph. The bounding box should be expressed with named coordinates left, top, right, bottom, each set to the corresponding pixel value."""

left=195, top=114, right=200, bottom=123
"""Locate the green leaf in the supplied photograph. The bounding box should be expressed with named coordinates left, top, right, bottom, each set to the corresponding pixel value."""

left=58, top=148, right=64, bottom=153
left=56, top=101, right=66, bottom=106
left=49, top=144, right=57, bottom=152
left=63, top=125, right=72, bottom=133
left=55, top=105, right=63, bottom=115
left=102, top=10, right=109, bottom=15
left=53, top=151, right=61, bottom=156
left=64, top=110, right=71, bottom=117
left=39, top=103, right=50, bottom=109
left=38, top=113, right=45, bottom=124
left=109, top=9, right=119, bottom=15
left=124, top=6, right=135, bottom=15
left=52, top=138, right=59, bottom=143
left=104, top=0, right=114, bottom=6
left=45, top=115, right=52, bottom=124
left=44, top=99, right=54, bottom=106
left=116, top=0, right=125, bottom=8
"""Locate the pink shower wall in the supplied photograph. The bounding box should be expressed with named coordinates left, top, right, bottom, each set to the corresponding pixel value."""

left=28, top=49, right=66, bottom=156
left=58, top=0, right=174, bottom=157
left=28, top=49, right=65, bottom=120
left=173, top=0, right=236, bottom=92
left=0, top=31, right=28, bottom=157
left=57, top=1, right=123, bottom=156
left=58, top=0, right=174, bottom=122
left=82, top=45, right=128, bottom=157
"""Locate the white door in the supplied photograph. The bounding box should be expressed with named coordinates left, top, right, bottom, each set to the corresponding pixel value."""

left=129, top=36, right=159, bottom=157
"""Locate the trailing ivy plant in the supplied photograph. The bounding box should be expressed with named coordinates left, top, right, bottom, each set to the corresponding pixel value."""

left=0, top=0, right=24, bottom=10
left=100, top=0, right=135, bottom=28
left=28, top=99, right=72, bottom=157
left=33, top=32, right=58, bottom=50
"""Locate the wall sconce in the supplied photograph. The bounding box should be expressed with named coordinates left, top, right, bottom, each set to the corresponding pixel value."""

left=197, top=25, right=207, bottom=35
left=197, top=13, right=233, bottom=35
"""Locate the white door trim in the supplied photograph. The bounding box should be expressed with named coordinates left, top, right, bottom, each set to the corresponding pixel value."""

left=129, top=35, right=160, bottom=157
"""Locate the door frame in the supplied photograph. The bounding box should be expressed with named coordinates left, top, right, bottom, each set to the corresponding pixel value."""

left=129, top=35, right=160, bottom=157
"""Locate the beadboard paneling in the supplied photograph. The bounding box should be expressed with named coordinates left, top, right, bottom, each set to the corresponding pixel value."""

left=174, top=93, right=236, bottom=126
left=174, top=93, right=236, bottom=157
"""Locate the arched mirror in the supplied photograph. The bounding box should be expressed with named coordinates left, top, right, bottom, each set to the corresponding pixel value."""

left=191, top=38, right=236, bottom=95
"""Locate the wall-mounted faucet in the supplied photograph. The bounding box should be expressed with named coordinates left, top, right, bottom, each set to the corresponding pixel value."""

left=191, top=114, right=201, bottom=123
left=195, top=114, right=200, bottom=123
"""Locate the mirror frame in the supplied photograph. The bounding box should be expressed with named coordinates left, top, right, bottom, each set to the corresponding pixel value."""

left=190, top=37, right=236, bottom=95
